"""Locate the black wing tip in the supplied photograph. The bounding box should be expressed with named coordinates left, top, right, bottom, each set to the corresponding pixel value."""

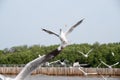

left=80, top=18, right=85, bottom=22
left=41, top=28, right=46, bottom=31
left=76, top=18, right=85, bottom=25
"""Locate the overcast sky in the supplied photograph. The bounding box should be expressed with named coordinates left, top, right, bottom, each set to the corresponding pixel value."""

left=0, top=0, right=120, bottom=50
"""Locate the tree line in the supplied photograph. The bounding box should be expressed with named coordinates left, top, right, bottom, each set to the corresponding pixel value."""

left=0, top=42, right=120, bottom=68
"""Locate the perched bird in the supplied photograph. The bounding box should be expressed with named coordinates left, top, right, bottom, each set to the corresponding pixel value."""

left=73, top=62, right=80, bottom=67
left=78, top=48, right=93, bottom=58
left=42, top=19, right=84, bottom=50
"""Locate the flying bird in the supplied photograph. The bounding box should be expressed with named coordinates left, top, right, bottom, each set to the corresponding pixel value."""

left=42, top=19, right=84, bottom=49
left=96, top=63, right=110, bottom=80
left=0, top=55, right=45, bottom=80
left=0, top=19, right=84, bottom=80
left=0, top=45, right=67, bottom=80
left=100, top=75, right=110, bottom=80
left=96, top=63, right=102, bottom=69
left=99, top=59, right=119, bottom=68
left=45, top=60, right=61, bottom=66
left=78, top=67, right=97, bottom=76
left=49, top=60, right=67, bottom=67
left=78, top=48, right=93, bottom=58
left=111, top=52, right=115, bottom=56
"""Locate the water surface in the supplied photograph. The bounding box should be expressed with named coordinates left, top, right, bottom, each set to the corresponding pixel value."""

left=24, top=75, right=120, bottom=80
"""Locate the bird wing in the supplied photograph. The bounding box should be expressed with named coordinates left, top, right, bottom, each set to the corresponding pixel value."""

left=42, top=28, right=59, bottom=37
left=100, top=60, right=110, bottom=68
left=97, top=63, right=102, bottom=68
left=65, top=19, right=84, bottom=36
left=78, top=67, right=86, bottom=74
left=86, top=48, right=93, bottom=55
left=15, top=55, right=46, bottom=80
left=101, top=75, right=107, bottom=80
left=111, top=52, right=115, bottom=56
left=78, top=51, right=86, bottom=57
left=49, top=60, right=60, bottom=64
left=111, top=62, right=119, bottom=67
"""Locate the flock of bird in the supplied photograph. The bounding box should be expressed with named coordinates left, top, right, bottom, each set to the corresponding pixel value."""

left=78, top=50, right=119, bottom=80
left=77, top=50, right=119, bottom=80
left=0, top=18, right=119, bottom=80
left=0, top=19, right=84, bottom=80
left=42, top=49, right=119, bottom=80
left=78, top=51, right=119, bottom=80
left=38, top=42, right=119, bottom=80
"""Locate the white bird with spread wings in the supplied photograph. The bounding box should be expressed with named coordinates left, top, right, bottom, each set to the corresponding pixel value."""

left=96, top=63, right=110, bottom=80
left=99, top=59, right=119, bottom=69
left=78, top=67, right=97, bottom=76
left=45, top=60, right=65, bottom=66
left=42, top=19, right=84, bottom=49
left=0, top=19, right=84, bottom=80
left=78, top=48, right=93, bottom=58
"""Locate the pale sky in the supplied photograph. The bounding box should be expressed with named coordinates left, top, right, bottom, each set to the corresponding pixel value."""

left=0, top=0, right=120, bottom=50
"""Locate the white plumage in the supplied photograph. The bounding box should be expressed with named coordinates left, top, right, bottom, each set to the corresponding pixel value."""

left=78, top=48, right=93, bottom=58
left=78, top=67, right=97, bottom=76
left=100, top=59, right=119, bottom=69
left=42, top=19, right=84, bottom=49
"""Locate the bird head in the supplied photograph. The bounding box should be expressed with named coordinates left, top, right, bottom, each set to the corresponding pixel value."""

left=60, top=28, right=62, bottom=33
